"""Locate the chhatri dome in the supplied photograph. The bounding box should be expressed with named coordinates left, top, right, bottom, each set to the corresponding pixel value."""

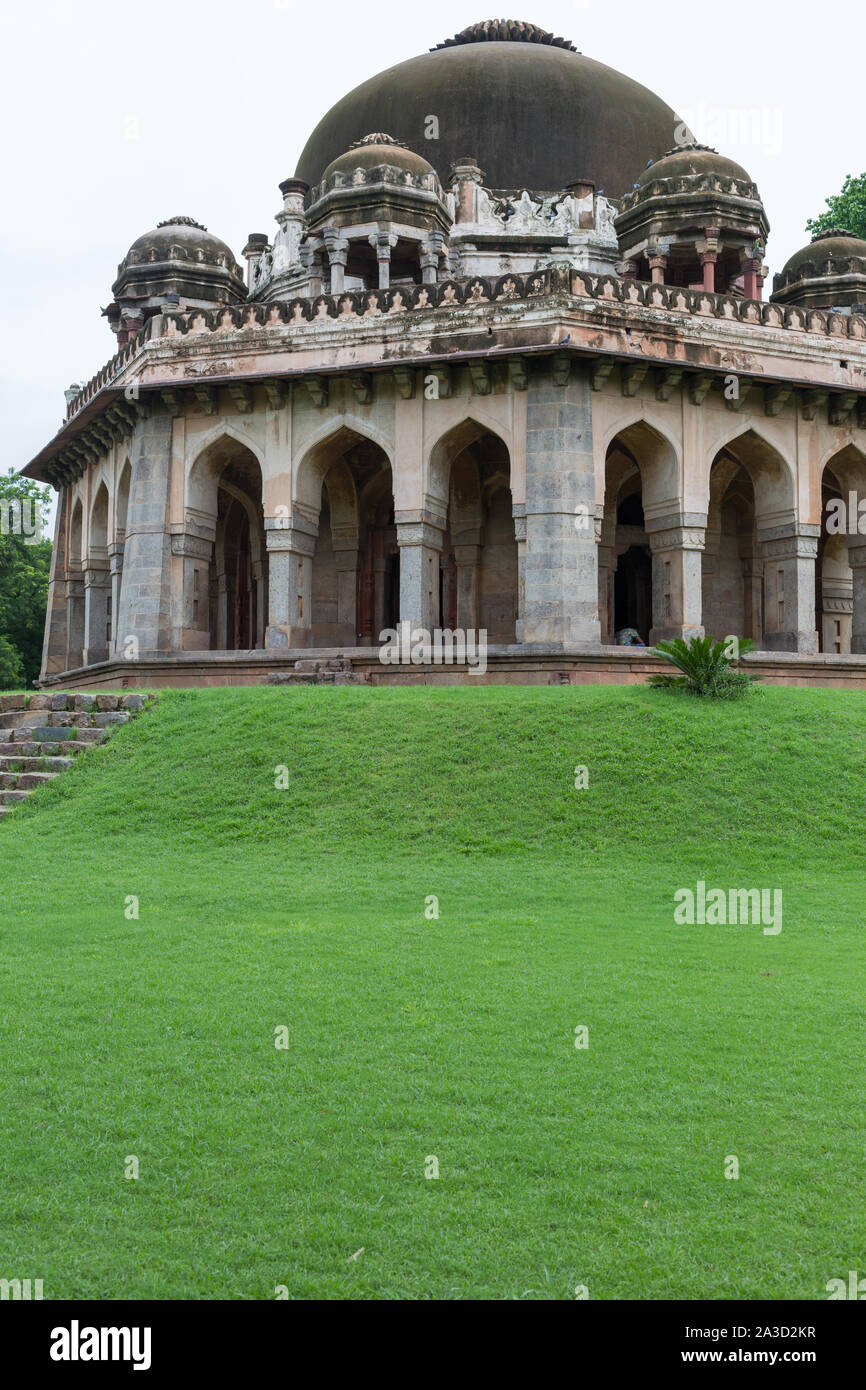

left=295, top=19, right=679, bottom=197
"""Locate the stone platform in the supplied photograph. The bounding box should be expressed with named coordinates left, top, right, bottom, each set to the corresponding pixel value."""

left=35, top=646, right=866, bottom=691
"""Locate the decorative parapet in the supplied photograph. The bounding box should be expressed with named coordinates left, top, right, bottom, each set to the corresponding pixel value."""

left=570, top=270, right=866, bottom=341
left=619, top=171, right=761, bottom=211
left=307, top=162, right=441, bottom=206
left=158, top=270, right=553, bottom=338
left=64, top=322, right=153, bottom=421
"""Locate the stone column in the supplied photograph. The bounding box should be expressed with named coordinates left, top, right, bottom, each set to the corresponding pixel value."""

left=451, top=157, right=484, bottom=224
left=115, top=408, right=175, bottom=658
left=846, top=543, right=866, bottom=653
left=453, top=538, right=482, bottom=629
left=265, top=519, right=317, bottom=648
left=369, top=229, right=397, bottom=290
left=66, top=575, right=85, bottom=670
left=108, top=541, right=124, bottom=655
left=395, top=514, right=444, bottom=631
left=740, top=252, right=761, bottom=301
left=41, top=487, right=71, bottom=677
left=420, top=233, right=446, bottom=285
left=696, top=229, right=720, bottom=293
left=516, top=364, right=600, bottom=646
left=325, top=231, right=349, bottom=294
left=647, top=247, right=668, bottom=285
left=597, top=514, right=617, bottom=643
left=332, top=541, right=359, bottom=645
left=759, top=527, right=819, bottom=653
left=646, top=519, right=706, bottom=644
left=83, top=565, right=111, bottom=665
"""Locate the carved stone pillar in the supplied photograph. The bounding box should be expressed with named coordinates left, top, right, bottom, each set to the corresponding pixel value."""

left=420, top=233, right=446, bottom=285
left=699, top=251, right=718, bottom=292
left=395, top=514, right=444, bottom=630
left=517, top=365, right=600, bottom=646
left=108, top=541, right=124, bottom=656
left=332, top=537, right=359, bottom=645
left=647, top=247, right=668, bottom=285
left=370, top=229, right=397, bottom=289
left=453, top=540, right=482, bottom=629
left=115, top=408, right=174, bottom=658
left=451, top=157, right=484, bottom=224
left=740, top=253, right=762, bottom=301
left=82, top=565, right=110, bottom=665
left=646, top=519, right=706, bottom=645
left=759, top=527, right=819, bottom=653
left=265, top=518, right=318, bottom=648
left=325, top=230, right=349, bottom=294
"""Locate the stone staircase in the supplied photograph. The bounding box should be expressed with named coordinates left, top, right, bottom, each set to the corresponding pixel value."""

left=0, top=692, right=152, bottom=819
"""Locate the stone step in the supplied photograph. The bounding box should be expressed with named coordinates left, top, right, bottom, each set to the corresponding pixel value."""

left=17, top=772, right=59, bottom=790
left=0, top=739, right=95, bottom=758
left=0, top=693, right=154, bottom=821
left=0, top=692, right=147, bottom=715
left=0, top=755, right=74, bottom=773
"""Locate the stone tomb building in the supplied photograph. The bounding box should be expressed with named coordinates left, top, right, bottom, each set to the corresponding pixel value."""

left=24, top=21, right=866, bottom=687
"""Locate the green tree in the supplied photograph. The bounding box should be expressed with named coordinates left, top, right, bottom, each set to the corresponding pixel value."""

left=806, top=173, right=866, bottom=241
left=0, top=470, right=52, bottom=689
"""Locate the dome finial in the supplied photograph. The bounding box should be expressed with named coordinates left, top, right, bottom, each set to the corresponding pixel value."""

left=433, top=20, right=579, bottom=52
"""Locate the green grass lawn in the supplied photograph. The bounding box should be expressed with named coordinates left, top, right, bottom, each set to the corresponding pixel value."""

left=1, top=683, right=865, bottom=1300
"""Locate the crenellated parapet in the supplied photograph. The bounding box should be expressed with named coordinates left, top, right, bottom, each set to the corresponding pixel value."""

left=571, top=270, right=866, bottom=340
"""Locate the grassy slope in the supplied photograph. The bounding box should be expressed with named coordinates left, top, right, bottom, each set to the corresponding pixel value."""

left=1, top=683, right=865, bottom=1300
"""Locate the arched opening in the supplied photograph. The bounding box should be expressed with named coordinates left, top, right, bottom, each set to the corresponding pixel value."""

left=188, top=437, right=267, bottom=652
left=85, top=482, right=111, bottom=664
left=705, top=430, right=799, bottom=649
left=600, top=435, right=652, bottom=642
left=703, top=454, right=758, bottom=640
left=300, top=428, right=396, bottom=647
left=818, top=446, right=866, bottom=653
left=430, top=422, right=518, bottom=641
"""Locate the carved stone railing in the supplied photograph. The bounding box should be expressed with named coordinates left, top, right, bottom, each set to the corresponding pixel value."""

left=65, top=324, right=152, bottom=421
left=618, top=172, right=761, bottom=212
left=571, top=270, right=866, bottom=341
left=158, top=270, right=554, bottom=338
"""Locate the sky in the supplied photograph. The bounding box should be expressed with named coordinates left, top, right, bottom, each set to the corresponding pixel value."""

left=1, top=0, right=861, bottom=487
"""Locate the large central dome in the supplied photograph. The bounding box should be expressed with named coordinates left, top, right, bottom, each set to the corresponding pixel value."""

left=295, top=21, right=679, bottom=197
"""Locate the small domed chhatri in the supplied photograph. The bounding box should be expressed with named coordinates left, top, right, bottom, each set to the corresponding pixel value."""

left=321, top=133, right=435, bottom=181
left=22, top=20, right=866, bottom=688
left=106, top=216, right=245, bottom=341
left=771, top=228, right=866, bottom=310
left=615, top=143, right=768, bottom=294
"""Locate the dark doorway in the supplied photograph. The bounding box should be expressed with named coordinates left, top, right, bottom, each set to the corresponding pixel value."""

left=614, top=546, right=652, bottom=640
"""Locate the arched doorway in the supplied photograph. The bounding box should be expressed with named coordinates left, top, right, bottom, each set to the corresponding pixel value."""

left=600, top=438, right=653, bottom=642
left=302, top=429, right=396, bottom=647
left=819, top=445, right=866, bottom=653
left=187, top=437, right=267, bottom=652
left=706, top=429, right=800, bottom=649
left=430, top=422, right=518, bottom=641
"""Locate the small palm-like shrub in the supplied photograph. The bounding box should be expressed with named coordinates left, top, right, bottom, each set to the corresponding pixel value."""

left=648, top=635, right=760, bottom=699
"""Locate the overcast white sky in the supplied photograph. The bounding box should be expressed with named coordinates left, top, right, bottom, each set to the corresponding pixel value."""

left=1, top=0, right=861, bottom=481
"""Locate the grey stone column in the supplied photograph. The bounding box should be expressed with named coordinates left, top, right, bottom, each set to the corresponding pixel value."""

left=83, top=566, right=111, bottom=665
left=759, top=526, right=819, bottom=653
left=265, top=518, right=317, bottom=648
left=41, top=486, right=71, bottom=677
left=333, top=543, right=359, bottom=645
left=646, top=518, right=706, bottom=644
left=108, top=542, right=124, bottom=656
left=115, top=409, right=175, bottom=657
left=66, top=577, right=85, bottom=670
left=395, top=514, right=444, bottom=630
left=846, top=543, right=866, bottom=653
left=171, top=533, right=213, bottom=649
left=512, top=508, right=526, bottom=634
left=516, top=364, right=600, bottom=646
left=454, top=542, right=481, bottom=629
